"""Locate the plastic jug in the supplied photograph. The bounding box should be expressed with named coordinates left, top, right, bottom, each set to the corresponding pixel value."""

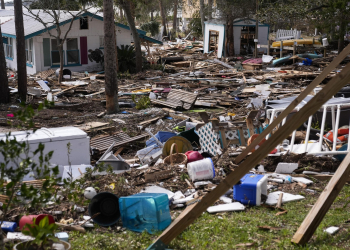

left=187, top=158, right=215, bottom=182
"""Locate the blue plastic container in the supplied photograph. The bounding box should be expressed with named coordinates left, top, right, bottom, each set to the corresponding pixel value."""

left=233, top=174, right=267, bottom=206
left=146, top=131, right=177, bottom=147
left=1, top=221, right=17, bottom=232
left=119, top=193, right=171, bottom=234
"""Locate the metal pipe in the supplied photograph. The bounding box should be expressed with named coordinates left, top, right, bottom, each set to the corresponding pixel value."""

left=332, top=106, right=335, bottom=131
left=267, top=109, right=276, bottom=140
left=319, top=106, right=327, bottom=152
left=304, top=116, right=313, bottom=152
left=332, top=105, right=341, bottom=151
left=290, top=130, right=296, bottom=152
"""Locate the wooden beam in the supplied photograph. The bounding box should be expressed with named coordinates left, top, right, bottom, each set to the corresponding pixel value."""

left=147, top=62, right=350, bottom=249
left=238, top=126, right=246, bottom=146
left=292, top=152, right=350, bottom=244
left=246, top=118, right=255, bottom=136
left=234, top=43, right=350, bottom=164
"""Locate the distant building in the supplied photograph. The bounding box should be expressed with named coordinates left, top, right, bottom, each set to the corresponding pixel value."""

left=203, top=18, right=269, bottom=58
left=0, top=10, right=162, bottom=74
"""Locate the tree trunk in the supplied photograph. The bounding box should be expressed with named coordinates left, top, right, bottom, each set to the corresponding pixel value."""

left=199, top=0, right=205, bottom=37
left=0, top=26, right=9, bottom=103
left=208, top=0, right=212, bottom=20
left=227, top=18, right=234, bottom=56
left=1, top=0, right=4, bottom=9
left=104, top=0, right=119, bottom=114
left=130, top=0, right=135, bottom=20
left=58, top=45, right=64, bottom=84
left=121, top=0, right=142, bottom=73
left=0, top=22, right=9, bottom=103
left=172, top=0, right=178, bottom=31
left=338, top=21, right=345, bottom=54
left=159, top=0, right=167, bottom=37
left=151, top=10, right=154, bottom=21
left=14, top=0, right=27, bottom=102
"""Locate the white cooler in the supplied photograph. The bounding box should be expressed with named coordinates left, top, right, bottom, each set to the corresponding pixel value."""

left=0, top=127, right=90, bottom=167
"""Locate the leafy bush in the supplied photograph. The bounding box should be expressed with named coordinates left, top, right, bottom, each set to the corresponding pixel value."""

left=88, top=49, right=104, bottom=69
left=117, top=45, right=136, bottom=73
left=131, top=95, right=150, bottom=110
left=188, top=11, right=203, bottom=38
left=22, top=216, right=58, bottom=249
left=140, top=20, right=160, bottom=37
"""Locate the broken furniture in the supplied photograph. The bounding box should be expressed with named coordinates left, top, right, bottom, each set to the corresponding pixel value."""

left=151, top=89, right=198, bottom=110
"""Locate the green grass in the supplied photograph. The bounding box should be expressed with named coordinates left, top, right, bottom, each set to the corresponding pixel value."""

left=70, top=183, right=350, bottom=249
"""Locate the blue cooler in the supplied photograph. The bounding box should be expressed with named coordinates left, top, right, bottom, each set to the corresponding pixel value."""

left=119, top=193, right=171, bottom=234
left=234, top=174, right=268, bottom=206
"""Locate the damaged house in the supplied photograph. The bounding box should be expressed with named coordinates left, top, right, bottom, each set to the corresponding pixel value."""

left=0, top=10, right=162, bottom=74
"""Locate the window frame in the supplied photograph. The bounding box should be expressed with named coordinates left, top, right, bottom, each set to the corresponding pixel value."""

left=66, top=38, right=80, bottom=65
left=80, top=16, right=89, bottom=30
left=4, top=37, right=13, bottom=60
left=25, top=38, right=34, bottom=66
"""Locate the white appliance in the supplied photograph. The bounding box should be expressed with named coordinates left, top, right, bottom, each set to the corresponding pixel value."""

left=0, top=127, right=90, bottom=167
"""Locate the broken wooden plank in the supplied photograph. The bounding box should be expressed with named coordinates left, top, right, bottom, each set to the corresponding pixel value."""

left=292, top=152, right=350, bottom=245
left=145, top=170, right=173, bottom=182
left=234, top=43, right=350, bottom=164
left=147, top=62, right=350, bottom=249
left=139, top=116, right=164, bottom=126
left=53, top=85, right=80, bottom=96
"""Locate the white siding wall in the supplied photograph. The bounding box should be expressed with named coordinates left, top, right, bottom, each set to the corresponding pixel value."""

left=203, top=23, right=225, bottom=58
left=6, top=17, right=134, bottom=74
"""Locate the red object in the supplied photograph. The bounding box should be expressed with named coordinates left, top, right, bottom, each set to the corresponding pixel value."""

left=7, top=114, right=14, bottom=117
left=80, top=37, right=88, bottom=64
left=323, top=130, right=349, bottom=144
left=19, top=214, right=55, bottom=230
left=185, top=151, right=203, bottom=163
left=278, top=71, right=287, bottom=73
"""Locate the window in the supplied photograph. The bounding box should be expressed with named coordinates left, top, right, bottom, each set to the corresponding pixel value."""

left=80, top=17, right=88, bottom=30
left=66, top=38, right=79, bottom=65
left=4, top=37, right=13, bottom=59
left=51, top=39, right=62, bottom=65
left=25, top=38, right=34, bottom=65
left=99, top=36, right=104, bottom=48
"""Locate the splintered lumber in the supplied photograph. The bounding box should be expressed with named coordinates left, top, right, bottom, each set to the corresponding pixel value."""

left=53, top=85, right=80, bottom=96
left=147, top=62, right=350, bottom=249
left=292, top=152, right=350, bottom=244
left=235, top=43, right=350, bottom=164
left=56, top=223, right=86, bottom=233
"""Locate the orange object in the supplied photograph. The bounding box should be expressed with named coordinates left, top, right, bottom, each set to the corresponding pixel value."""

left=247, top=134, right=266, bottom=152
left=323, top=130, right=349, bottom=144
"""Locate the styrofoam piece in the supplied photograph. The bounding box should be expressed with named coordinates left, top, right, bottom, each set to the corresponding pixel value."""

left=172, top=193, right=196, bottom=204
left=324, top=226, right=339, bottom=235
left=83, top=216, right=91, bottom=220
left=207, top=202, right=245, bottom=213
left=220, top=196, right=233, bottom=204
left=7, top=232, right=33, bottom=241
left=303, top=171, right=320, bottom=175
left=80, top=222, right=94, bottom=228
left=275, top=163, right=298, bottom=174
left=268, top=178, right=284, bottom=183
left=141, top=185, right=175, bottom=200
left=37, top=80, right=50, bottom=91
left=265, top=191, right=305, bottom=206
left=292, top=177, right=313, bottom=185
left=55, top=232, right=69, bottom=242
left=194, top=181, right=212, bottom=188
left=257, top=165, right=266, bottom=173
left=173, top=191, right=185, bottom=201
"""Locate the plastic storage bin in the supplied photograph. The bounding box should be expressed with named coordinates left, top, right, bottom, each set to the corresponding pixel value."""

left=234, top=174, right=267, bottom=206
left=119, top=193, right=171, bottom=233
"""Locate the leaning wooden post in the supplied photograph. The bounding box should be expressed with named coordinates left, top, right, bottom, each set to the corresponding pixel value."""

left=280, top=41, right=283, bottom=58
left=292, top=151, right=350, bottom=244
left=324, top=47, right=327, bottom=58
left=267, top=41, right=270, bottom=56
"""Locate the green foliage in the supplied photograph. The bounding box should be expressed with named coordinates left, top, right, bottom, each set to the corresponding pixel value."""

left=131, top=95, right=150, bottom=110
left=140, top=20, right=160, bottom=36
left=0, top=101, right=60, bottom=247
left=88, top=49, right=104, bottom=69
left=29, top=0, right=82, bottom=10
left=22, top=216, right=58, bottom=249
left=188, top=11, right=202, bottom=38
left=117, top=45, right=136, bottom=73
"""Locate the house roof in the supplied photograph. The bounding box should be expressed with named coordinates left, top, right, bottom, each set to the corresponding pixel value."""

left=0, top=10, right=162, bottom=44
left=204, top=18, right=269, bottom=27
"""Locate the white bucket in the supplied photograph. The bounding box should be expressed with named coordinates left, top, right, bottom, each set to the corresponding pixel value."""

left=187, top=158, right=215, bottom=182
left=322, top=38, right=329, bottom=47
